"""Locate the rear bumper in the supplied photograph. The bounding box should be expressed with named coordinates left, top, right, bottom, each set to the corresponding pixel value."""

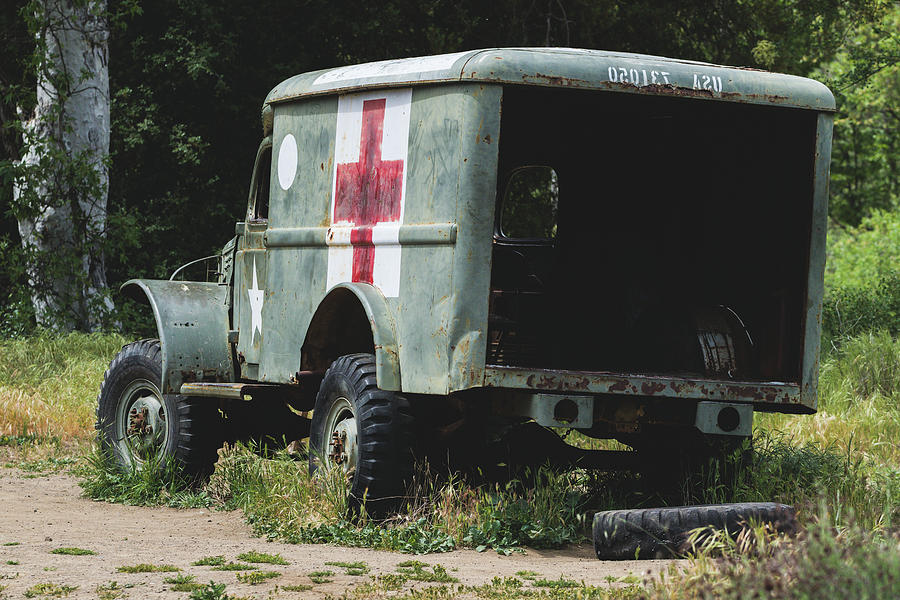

left=482, top=365, right=809, bottom=412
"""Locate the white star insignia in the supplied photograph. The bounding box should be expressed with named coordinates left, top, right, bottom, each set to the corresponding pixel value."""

left=248, top=258, right=264, bottom=341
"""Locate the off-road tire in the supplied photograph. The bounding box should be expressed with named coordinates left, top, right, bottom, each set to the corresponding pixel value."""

left=309, top=353, right=414, bottom=517
left=593, top=502, right=797, bottom=560
left=96, top=339, right=222, bottom=481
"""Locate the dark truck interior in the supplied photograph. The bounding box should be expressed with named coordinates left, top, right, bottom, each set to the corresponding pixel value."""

left=488, top=85, right=817, bottom=383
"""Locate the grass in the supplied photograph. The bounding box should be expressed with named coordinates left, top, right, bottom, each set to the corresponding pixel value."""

left=307, top=570, right=334, bottom=583
left=281, top=584, right=313, bottom=591
left=96, top=581, right=131, bottom=599
left=49, top=547, right=95, bottom=555
left=164, top=573, right=203, bottom=592
left=235, top=570, right=280, bottom=585
left=116, top=563, right=179, bottom=573
left=396, top=561, right=458, bottom=583
left=193, top=556, right=226, bottom=566
left=235, top=550, right=288, bottom=565
left=326, top=560, right=369, bottom=575
left=0, top=332, right=126, bottom=447
left=23, top=582, right=78, bottom=598
left=211, top=562, right=257, bottom=571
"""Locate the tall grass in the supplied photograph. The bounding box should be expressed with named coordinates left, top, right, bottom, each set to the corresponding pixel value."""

left=0, top=331, right=125, bottom=444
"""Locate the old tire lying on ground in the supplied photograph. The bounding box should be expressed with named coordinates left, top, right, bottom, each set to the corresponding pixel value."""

left=593, top=502, right=797, bottom=560
left=96, top=339, right=222, bottom=480
left=309, top=353, right=414, bottom=517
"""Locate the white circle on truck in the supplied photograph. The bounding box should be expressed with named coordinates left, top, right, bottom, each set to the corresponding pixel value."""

left=277, top=133, right=298, bottom=190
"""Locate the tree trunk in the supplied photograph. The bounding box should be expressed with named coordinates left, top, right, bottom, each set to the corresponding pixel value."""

left=13, top=0, right=113, bottom=331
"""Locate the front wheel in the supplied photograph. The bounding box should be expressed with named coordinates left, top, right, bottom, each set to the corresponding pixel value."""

left=95, top=339, right=222, bottom=480
left=309, top=353, right=414, bottom=516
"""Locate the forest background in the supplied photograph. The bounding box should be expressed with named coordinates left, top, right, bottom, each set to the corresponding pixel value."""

left=0, top=0, right=898, bottom=337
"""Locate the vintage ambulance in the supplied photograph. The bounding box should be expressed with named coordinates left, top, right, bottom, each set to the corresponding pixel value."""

left=97, top=48, right=834, bottom=512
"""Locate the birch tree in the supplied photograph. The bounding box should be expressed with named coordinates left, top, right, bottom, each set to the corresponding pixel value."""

left=12, top=0, right=113, bottom=331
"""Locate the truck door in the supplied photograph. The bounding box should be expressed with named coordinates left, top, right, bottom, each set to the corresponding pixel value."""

left=233, top=137, right=272, bottom=380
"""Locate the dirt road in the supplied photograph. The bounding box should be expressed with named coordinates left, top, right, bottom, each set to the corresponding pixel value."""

left=0, top=469, right=678, bottom=599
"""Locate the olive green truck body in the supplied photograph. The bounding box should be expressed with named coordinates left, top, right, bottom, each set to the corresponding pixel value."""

left=119, top=48, right=834, bottom=473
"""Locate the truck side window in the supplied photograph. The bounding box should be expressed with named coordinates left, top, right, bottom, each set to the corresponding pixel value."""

left=500, top=166, right=558, bottom=239
left=250, top=145, right=272, bottom=222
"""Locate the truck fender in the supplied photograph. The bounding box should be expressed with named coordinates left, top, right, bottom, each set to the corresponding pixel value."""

left=121, top=279, right=234, bottom=394
left=303, top=282, right=401, bottom=391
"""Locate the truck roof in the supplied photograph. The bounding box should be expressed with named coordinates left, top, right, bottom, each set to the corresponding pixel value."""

left=265, top=47, right=835, bottom=112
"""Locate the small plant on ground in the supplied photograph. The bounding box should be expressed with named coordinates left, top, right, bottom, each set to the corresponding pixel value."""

left=96, top=581, right=131, bottom=600
left=396, top=560, right=458, bottom=583
left=189, top=581, right=228, bottom=600
left=5, top=560, right=19, bottom=565
left=192, top=556, right=226, bottom=566
left=281, top=584, right=313, bottom=591
left=212, top=562, right=257, bottom=571
left=515, top=570, right=539, bottom=580
left=534, top=575, right=580, bottom=588
left=235, top=551, right=288, bottom=565
left=325, top=560, right=369, bottom=575
left=23, top=582, right=78, bottom=598
left=164, top=573, right=202, bottom=592
left=236, top=570, right=280, bottom=585
left=1, top=542, right=19, bottom=546
left=307, top=570, right=334, bottom=584
left=50, top=547, right=95, bottom=555
left=116, top=563, right=179, bottom=573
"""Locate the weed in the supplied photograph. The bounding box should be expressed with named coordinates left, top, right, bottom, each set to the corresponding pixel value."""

left=163, top=573, right=203, bottom=591
left=116, top=563, right=179, bottom=573
left=189, top=581, right=228, bottom=600
left=96, top=581, right=131, bottom=600
left=1, top=542, right=19, bottom=546
left=5, top=560, right=18, bottom=565
left=193, top=556, right=226, bottom=566
left=307, top=570, right=334, bottom=584
left=235, top=550, right=288, bottom=565
left=78, top=444, right=211, bottom=508
left=235, top=570, right=280, bottom=585
left=281, top=584, right=313, bottom=591
left=534, top=575, right=580, bottom=588
left=50, top=547, right=95, bottom=555
left=23, top=582, right=78, bottom=598
left=325, top=560, right=369, bottom=575
left=212, top=562, right=257, bottom=571
left=396, top=561, right=458, bottom=583
left=515, top=570, right=539, bottom=580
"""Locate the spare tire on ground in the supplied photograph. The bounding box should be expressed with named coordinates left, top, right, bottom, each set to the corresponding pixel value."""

left=593, top=502, right=797, bottom=560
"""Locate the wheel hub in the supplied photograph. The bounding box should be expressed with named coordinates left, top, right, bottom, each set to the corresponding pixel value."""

left=119, top=385, right=167, bottom=460
left=327, top=407, right=358, bottom=476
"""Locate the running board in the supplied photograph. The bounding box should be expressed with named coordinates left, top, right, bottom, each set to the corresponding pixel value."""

left=179, top=382, right=282, bottom=400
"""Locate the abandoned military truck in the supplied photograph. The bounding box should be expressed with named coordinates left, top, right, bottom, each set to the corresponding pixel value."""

left=97, top=48, right=834, bottom=512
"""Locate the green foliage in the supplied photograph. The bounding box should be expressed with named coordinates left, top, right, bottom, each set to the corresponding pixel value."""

left=164, top=573, right=202, bottom=592
left=189, top=581, right=228, bottom=600
left=396, top=561, right=458, bottom=583
left=823, top=210, right=900, bottom=342
left=23, top=582, right=77, bottom=598
left=115, top=563, right=179, bottom=573
left=211, top=563, right=257, bottom=572
left=192, top=556, right=226, bottom=567
left=235, top=570, right=279, bottom=585
left=234, top=551, right=287, bottom=565
left=78, top=443, right=212, bottom=508
left=647, top=520, right=900, bottom=599
left=49, top=547, right=95, bottom=556
left=306, top=570, right=334, bottom=584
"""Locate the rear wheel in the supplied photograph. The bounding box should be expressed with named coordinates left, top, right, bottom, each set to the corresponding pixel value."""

left=95, top=339, right=222, bottom=480
left=309, top=353, right=414, bottom=516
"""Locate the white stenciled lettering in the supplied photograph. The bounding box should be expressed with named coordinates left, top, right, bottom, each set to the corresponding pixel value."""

left=608, top=66, right=671, bottom=86
left=693, top=73, right=723, bottom=92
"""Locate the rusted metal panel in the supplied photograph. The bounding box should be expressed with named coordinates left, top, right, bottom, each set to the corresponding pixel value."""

left=121, top=279, right=232, bottom=395
left=800, top=113, right=834, bottom=411
left=265, top=48, right=835, bottom=112
left=482, top=366, right=802, bottom=406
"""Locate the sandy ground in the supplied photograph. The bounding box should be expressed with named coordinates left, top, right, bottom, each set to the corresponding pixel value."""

left=0, top=468, right=680, bottom=599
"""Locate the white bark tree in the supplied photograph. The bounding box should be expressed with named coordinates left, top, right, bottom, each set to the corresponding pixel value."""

left=13, top=0, right=113, bottom=331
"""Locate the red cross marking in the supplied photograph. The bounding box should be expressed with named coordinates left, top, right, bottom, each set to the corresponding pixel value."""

left=334, top=98, right=404, bottom=284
